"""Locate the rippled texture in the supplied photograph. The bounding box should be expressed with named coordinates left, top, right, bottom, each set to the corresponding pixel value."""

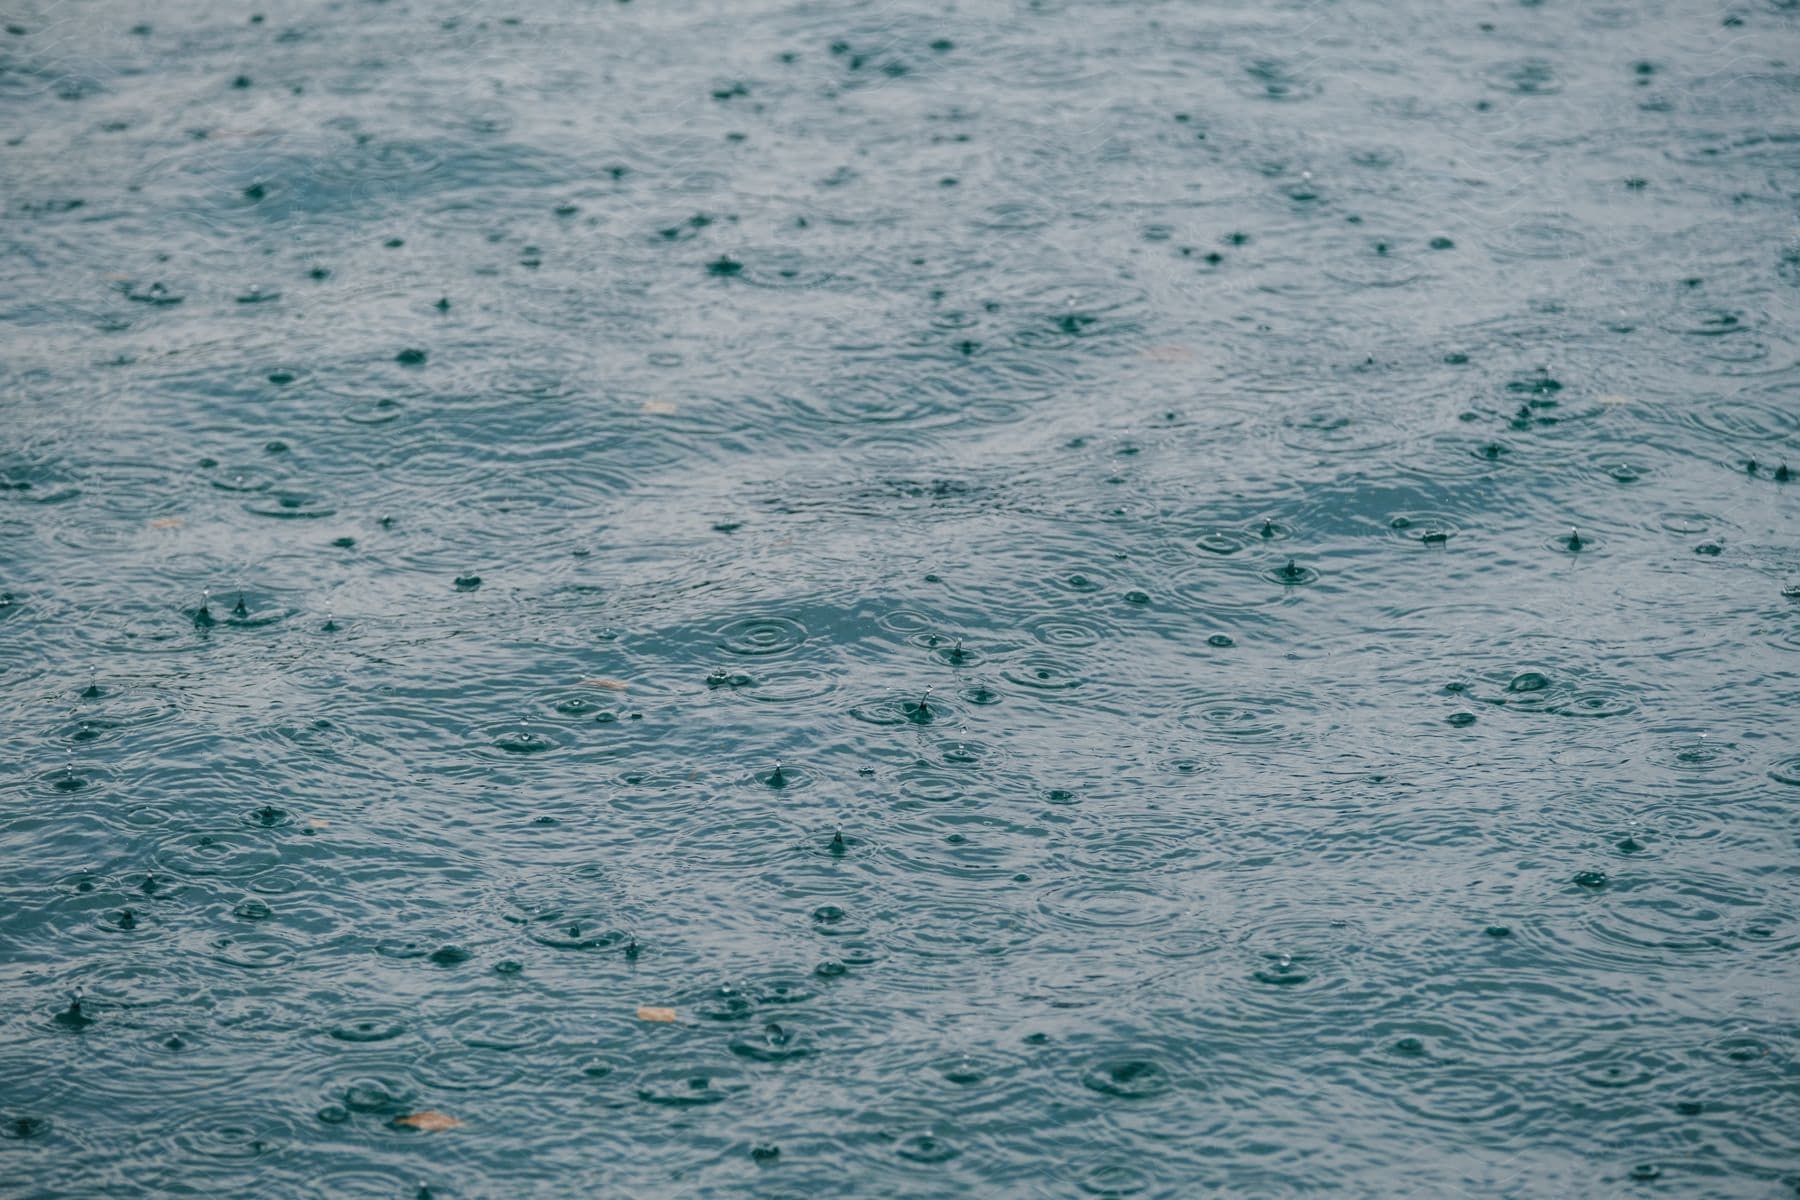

left=3, top=1, right=1799, bottom=1196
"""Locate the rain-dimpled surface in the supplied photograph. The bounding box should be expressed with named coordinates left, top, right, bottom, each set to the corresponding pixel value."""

left=2, top=1, right=1799, bottom=1196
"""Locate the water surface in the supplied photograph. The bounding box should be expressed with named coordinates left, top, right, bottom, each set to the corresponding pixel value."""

left=2, top=0, right=1798, bottom=1195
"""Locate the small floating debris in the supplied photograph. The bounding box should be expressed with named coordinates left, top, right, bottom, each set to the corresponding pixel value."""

left=392, top=1111, right=462, bottom=1133
left=636, top=1005, right=678, bottom=1023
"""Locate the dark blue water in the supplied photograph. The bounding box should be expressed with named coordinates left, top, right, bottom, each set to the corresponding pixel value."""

left=3, top=1, right=1798, bottom=1196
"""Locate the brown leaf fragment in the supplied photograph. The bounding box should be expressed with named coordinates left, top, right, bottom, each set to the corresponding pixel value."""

left=636, top=1005, right=678, bottom=1023
left=393, top=1111, right=462, bottom=1132
left=149, top=517, right=184, bottom=529
left=581, top=678, right=630, bottom=691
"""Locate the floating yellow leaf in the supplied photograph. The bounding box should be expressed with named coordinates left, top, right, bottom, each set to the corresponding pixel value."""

left=581, top=678, right=630, bottom=691
left=393, top=1111, right=462, bottom=1132
left=641, top=399, right=679, bottom=415
left=636, top=1005, right=678, bottom=1023
left=149, top=517, right=184, bottom=529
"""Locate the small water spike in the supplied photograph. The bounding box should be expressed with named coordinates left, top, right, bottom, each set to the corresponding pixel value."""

left=82, top=668, right=100, bottom=699
left=902, top=686, right=936, bottom=724
left=233, top=587, right=248, bottom=618
left=1776, top=463, right=1792, bottom=483
left=947, top=638, right=968, bottom=664
left=764, top=761, right=788, bottom=788
left=195, top=587, right=216, bottom=628
left=54, top=993, right=93, bottom=1031
left=322, top=611, right=338, bottom=633
left=1260, top=519, right=1278, bottom=539
left=829, top=830, right=846, bottom=855
left=624, top=938, right=640, bottom=960
left=1566, top=527, right=1584, bottom=552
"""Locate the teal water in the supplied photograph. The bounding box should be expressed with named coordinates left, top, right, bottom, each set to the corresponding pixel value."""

left=3, top=1, right=1799, bottom=1196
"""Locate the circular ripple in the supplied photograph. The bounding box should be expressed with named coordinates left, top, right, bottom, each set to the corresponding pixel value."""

left=716, top=616, right=807, bottom=656
left=153, top=832, right=279, bottom=880
left=167, top=1106, right=290, bottom=1161
left=1179, top=693, right=1306, bottom=745
left=1037, top=881, right=1188, bottom=933
left=635, top=1063, right=747, bottom=1107
left=1026, top=616, right=1108, bottom=648
left=1387, top=513, right=1461, bottom=545
left=1000, top=657, right=1086, bottom=691
left=525, top=914, right=629, bottom=951
left=1080, top=1057, right=1173, bottom=1100
left=327, top=1011, right=409, bottom=1044
left=243, top=490, right=336, bottom=520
